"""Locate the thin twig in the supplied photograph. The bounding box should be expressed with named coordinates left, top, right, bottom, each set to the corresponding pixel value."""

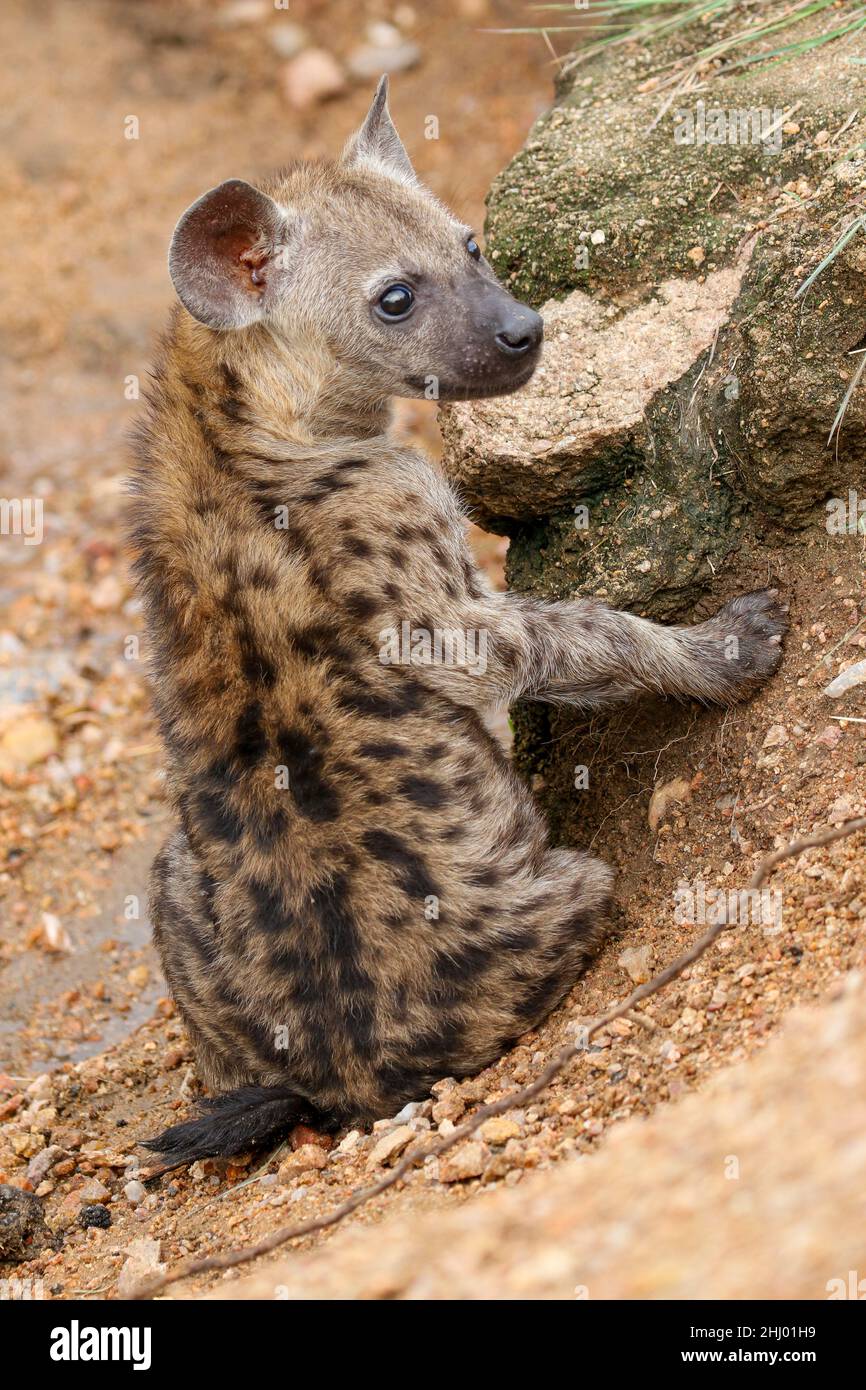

left=748, top=817, right=866, bottom=890
left=130, top=816, right=866, bottom=1301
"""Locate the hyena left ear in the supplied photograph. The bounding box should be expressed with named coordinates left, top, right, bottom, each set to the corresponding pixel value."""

left=168, top=179, right=294, bottom=330
left=343, top=75, right=418, bottom=186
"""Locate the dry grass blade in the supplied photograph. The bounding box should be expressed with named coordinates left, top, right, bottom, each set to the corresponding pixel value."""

left=796, top=212, right=866, bottom=299
left=827, top=349, right=866, bottom=449
left=500, top=0, right=866, bottom=89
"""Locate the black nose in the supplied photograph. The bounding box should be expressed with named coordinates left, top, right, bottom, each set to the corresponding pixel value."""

left=494, top=307, right=543, bottom=359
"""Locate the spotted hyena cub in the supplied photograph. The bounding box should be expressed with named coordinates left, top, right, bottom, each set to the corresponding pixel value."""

left=130, top=79, right=786, bottom=1164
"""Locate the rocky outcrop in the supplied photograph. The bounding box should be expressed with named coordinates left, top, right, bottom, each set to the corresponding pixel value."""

left=442, top=256, right=751, bottom=527
left=443, top=6, right=866, bottom=546
left=441, top=3, right=866, bottom=835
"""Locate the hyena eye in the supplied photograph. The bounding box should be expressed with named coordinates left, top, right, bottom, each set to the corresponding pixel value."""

left=376, top=284, right=415, bottom=320
left=466, top=237, right=481, bottom=260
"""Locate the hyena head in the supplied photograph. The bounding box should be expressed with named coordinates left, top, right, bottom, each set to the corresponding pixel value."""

left=167, top=76, right=543, bottom=404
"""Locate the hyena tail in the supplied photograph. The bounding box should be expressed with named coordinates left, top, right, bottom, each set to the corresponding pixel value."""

left=142, top=1085, right=336, bottom=1169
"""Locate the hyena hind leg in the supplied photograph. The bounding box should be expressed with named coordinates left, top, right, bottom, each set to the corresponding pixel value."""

left=494, top=848, right=617, bottom=1041
left=149, top=831, right=251, bottom=1095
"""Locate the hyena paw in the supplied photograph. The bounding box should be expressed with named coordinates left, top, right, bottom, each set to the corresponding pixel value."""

left=698, top=588, right=788, bottom=700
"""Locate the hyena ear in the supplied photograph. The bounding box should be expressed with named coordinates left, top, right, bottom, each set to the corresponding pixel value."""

left=342, top=75, right=418, bottom=186
left=168, top=179, right=291, bottom=330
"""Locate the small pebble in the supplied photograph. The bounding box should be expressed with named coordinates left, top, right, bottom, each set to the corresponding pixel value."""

left=79, top=1204, right=111, bottom=1230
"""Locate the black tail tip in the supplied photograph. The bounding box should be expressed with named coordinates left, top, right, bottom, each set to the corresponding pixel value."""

left=141, top=1084, right=324, bottom=1169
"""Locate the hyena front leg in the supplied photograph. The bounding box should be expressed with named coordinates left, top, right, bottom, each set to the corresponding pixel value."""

left=344, top=503, right=786, bottom=712
left=460, top=587, right=788, bottom=710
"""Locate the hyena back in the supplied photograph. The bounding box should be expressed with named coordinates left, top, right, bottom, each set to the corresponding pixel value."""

left=131, top=80, right=785, bottom=1164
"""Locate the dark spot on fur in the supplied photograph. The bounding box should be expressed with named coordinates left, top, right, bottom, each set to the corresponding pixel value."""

left=196, top=417, right=236, bottom=474
left=308, top=563, right=331, bottom=594
left=220, top=394, right=245, bottom=421
left=362, top=828, right=439, bottom=899
left=239, top=636, right=277, bottom=690
left=288, top=623, right=355, bottom=665
left=433, top=939, right=495, bottom=984
left=335, top=674, right=423, bottom=720
left=556, top=903, right=603, bottom=949
left=310, top=873, right=359, bottom=959
left=221, top=363, right=243, bottom=394
left=358, top=740, right=407, bottom=761
left=391, top=673, right=425, bottom=711
left=277, top=726, right=340, bottom=823
left=398, top=775, right=447, bottom=810
left=440, top=823, right=467, bottom=841
left=468, top=865, right=501, bottom=888
left=193, top=787, right=244, bottom=844
left=300, top=472, right=357, bottom=506
left=500, top=927, right=539, bottom=952
left=409, top=1014, right=465, bottom=1063
left=249, top=801, right=290, bottom=850
left=234, top=700, right=268, bottom=768
left=248, top=878, right=295, bottom=933
left=515, top=967, right=570, bottom=1024
left=344, top=591, right=380, bottom=620
left=246, top=563, right=276, bottom=590
left=309, top=875, right=376, bottom=1053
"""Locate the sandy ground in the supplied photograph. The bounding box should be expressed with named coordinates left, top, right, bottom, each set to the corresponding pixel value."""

left=0, top=0, right=864, bottom=1301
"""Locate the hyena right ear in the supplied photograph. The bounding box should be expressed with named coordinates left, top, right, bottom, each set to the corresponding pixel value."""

left=168, top=179, right=292, bottom=330
left=343, top=75, right=418, bottom=186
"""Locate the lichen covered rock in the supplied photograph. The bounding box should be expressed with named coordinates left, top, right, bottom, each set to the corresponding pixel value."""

left=441, top=6, right=866, bottom=828
left=443, top=5, right=866, bottom=551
